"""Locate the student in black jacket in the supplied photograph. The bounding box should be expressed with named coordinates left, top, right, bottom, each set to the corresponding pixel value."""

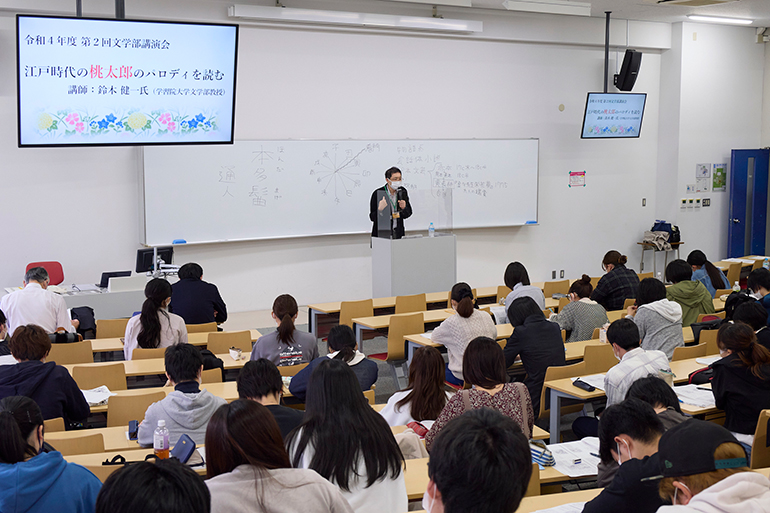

left=503, top=297, right=565, bottom=414
left=170, top=262, right=228, bottom=325
left=0, top=309, right=10, bottom=356
left=732, top=301, right=770, bottom=351
left=236, top=358, right=303, bottom=439
left=711, top=322, right=770, bottom=457
left=583, top=398, right=667, bottom=513
left=0, top=324, right=89, bottom=424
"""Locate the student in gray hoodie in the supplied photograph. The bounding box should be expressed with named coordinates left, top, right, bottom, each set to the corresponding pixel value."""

left=138, top=343, right=226, bottom=447
left=626, top=278, right=684, bottom=360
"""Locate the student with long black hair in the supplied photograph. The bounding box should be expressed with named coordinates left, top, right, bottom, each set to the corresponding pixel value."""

left=286, top=359, right=407, bottom=513
left=379, top=346, right=451, bottom=427
left=0, top=395, right=101, bottom=513
left=687, top=250, right=731, bottom=298
left=503, top=261, right=546, bottom=310
left=205, top=400, right=353, bottom=513
left=0, top=309, right=9, bottom=356
left=251, top=294, right=318, bottom=367
left=123, top=278, right=188, bottom=360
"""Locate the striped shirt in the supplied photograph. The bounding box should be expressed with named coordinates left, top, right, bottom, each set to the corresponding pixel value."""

left=550, top=299, right=608, bottom=342
left=604, top=347, right=670, bottom=406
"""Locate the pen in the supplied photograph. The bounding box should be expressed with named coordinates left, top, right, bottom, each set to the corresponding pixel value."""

left=696, top=387, right=711, bottom=391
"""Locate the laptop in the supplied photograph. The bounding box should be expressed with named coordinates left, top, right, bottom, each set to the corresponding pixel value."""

left=96, top=271, right=132, bottom=288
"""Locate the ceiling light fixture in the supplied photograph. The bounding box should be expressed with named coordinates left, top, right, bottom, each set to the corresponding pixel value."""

left=686, top=14, right=753, bottom=25
left=389, top=0, right=473, bottom=7
left=228, top=5, right=483, bottom=33
left=501, top=0, right=591, bottom=17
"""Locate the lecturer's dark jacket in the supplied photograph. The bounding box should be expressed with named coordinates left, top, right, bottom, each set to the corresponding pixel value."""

left=171, top=278, right=228, bottom=325
left=369, top=185, right=412, bottom=239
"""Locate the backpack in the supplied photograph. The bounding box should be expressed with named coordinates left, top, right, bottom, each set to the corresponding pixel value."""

left=650, top=220, right=681, bottom=244
left=724, top=291, right=756, bottom=320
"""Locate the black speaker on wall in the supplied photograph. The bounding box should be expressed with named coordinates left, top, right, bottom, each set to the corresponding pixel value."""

left=614, top=49, right=642, bottom=91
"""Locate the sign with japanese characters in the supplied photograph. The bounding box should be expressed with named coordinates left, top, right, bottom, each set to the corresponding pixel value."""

left=581, top=93, right=646, bottom=139
left=17, top=15, right=238, bottom=146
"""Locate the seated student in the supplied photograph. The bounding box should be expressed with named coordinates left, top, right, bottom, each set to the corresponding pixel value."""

left=124, top=278, right=188, bottom=361
left=138, top=344, right=226, bottom=447
left=170, top=262, right=228, bottom=325
left=379, top=346, right=451, bottom=427
left=733, top=301, right=770, bottom=350
left=665, top=260, right=715, bottom=327
left=0, top=324, right=89, bottom=423
left=626, top=376, right=689, bottom=430
left=289, top=325, right=377, bottom=402
left=237, top=359, right=303, bottom=439
left=286, top=359, right=407, bottom=513
left=426, top=337, right=534, bottom=451
left=711, top=322, right=770, bottom=458
left=656, top=420, right=770, bottom=512
left=626, top=278, right=684, bottom=359
left=550, top=274, right=609, bottom=342
left=591, top=250, right=640, bottom=311
left=96, top=459, right=210, bottom=513
left=431, top=283, right=496, bottom=386
left=747, top=267, right=770, bottom=324
left=504, top=297, right=565, bottom=415
left=583, top=398, right=666, bottom=513
left=424, top=408, right=533, bottom=513
left=0, top=309, right=10, bottom=356
left=0, top=395, right=101, bottom=513
left=0, top=267, right=78, bottom=336
left=205, top=400, right=353, bottom=513
left=687, top=250, right=730, bottom=298
left=251, top=295, right=318, bottom=367
left=503, top=261, right=546, bottom=310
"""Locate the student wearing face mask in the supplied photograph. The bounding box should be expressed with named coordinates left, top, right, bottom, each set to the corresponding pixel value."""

left=583, top=398, right=667, bottom=513
left=0, top=395, right=102, bottom=513
left=123, top=278, right=188, bottom=361
left=369, top=166, right=412, bottom=239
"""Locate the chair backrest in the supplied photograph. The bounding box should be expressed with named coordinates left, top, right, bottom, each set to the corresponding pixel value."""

left=696, top=311, right=726, bottom=323
left=726, top=263, right=741, bottom=287
left=714, top=288, right=732, bottom=299
left=72, top=363, right=127, bottom=391
left=700, top=330, right=719, bottom=355
left=557, top=296, right=570, bottom=311
left=201, top=368, right=222, bottom=383
left=752, top=259, right=764, bottom=270
left=623, top=298, right=636, bottom=310
left=363, top=388, right=375, bottom=405
left=750, top=409, right=770, bottom=469
left=591, top=327, right=601, bottom=340
left=186, top=322, right=218, bottom=334
left=387, top=313, right=424, bottom=362
left=132, top=347, right=167, bottom=360
left=96, top=318, right=130, bottom=339
left=43, top=417, right=65, bottom=432
left=84, top=464, right=121, bottom=483
left=339, top=299, right=374, bottom=328
left=672, top=343, right=707, bottom=361
left=279, top=362, right=308, bottom=377
left=638, top=272, right=653, bottom=280
left=107, top=390, right=166, bottom=427
left=584, top=344, right=617, bottom=374
left=543, top=280, right=569, bottom=297
left=47, top=340, right=93, bottom=365
left=207, top=330, right=253, bottom=354
left=560, top=329, right=566, bottom=342
left=26, top=261, right=64, bottom=285
left=538, top=361, right=587, bottom=420
left=525, top=462, right=540, bottom=497
left=46, top=433, right=105, bottom=456
left=541, top=309, right=551, bottom=318
left=395, top=293, right=427, bottom=314
left=497, top=285, right=512, bottom=303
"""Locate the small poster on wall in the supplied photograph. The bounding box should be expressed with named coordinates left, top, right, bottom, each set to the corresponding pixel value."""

left=568, top=171, right=586, bottom=187
left=712, top=163, right=727, bottom=192
left=696, top=163, right=711, bottom=178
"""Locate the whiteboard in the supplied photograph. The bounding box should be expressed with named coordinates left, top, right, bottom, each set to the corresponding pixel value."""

left=142, top=139, right=538, bottom=246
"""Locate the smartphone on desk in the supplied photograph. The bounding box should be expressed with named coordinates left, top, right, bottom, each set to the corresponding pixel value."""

left=128, top=420, right=138, bottom=440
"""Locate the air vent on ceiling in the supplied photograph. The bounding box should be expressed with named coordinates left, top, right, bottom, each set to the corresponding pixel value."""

left=656, top=0, right=736, bottom=7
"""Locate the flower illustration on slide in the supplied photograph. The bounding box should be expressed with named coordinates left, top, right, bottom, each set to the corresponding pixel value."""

left=195, top=114, right=205, bottom=123
left=167, top=121, right=176, bottom=132
left=105, top=114, right=117, bottom=124
left=97, top=118, right=109, bottom=129
left=37, top=113, right=53, bottom=130
left=75, top=122, right=85, bottom=133
left=127, top=112, right=148, bottom=130
left=158, top=112, right=171, bottom=125
left=188, top=118, right=199, bottom=129
left=65, top=113, right=79, bottom=125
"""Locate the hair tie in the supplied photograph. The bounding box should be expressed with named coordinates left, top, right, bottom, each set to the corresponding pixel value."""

left=458, top=289, right=474, bottom=301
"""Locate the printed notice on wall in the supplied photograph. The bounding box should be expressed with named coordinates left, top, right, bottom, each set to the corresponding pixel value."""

left=568, top=171, right=586, bottom=188
left=712, top=163, right=727, bottom=192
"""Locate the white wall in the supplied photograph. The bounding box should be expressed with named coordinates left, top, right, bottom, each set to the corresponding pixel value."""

left=763, top=42, right=770, bottom=147
left=0, top=1, right=764, bottom=312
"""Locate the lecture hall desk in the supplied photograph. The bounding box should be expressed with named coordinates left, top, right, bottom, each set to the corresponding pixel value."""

left=63, top=353, right=251, bottom=380
left=89, top=330, right=262, bottom=353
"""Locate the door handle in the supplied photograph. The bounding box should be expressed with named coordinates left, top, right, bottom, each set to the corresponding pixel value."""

left=732, top=218, right=741, bottom=223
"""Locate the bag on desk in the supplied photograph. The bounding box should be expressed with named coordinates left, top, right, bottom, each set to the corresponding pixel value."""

left=690, top=318, right=723, bottom=344
left=529, top=440, right=556, bottom=467
left=48, top=332, right=82, bottom=344
left=200, top=348, right=225, bottom=381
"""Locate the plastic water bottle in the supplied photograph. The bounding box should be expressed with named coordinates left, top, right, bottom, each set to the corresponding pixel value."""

left=733, top=281, right=741, bottom=293
left=657, top=272, right=662, bottom=282
left=764, top=258, right=769, bottom=270
left=428, top=223, right=435, bottom=238
left=153, top=419, right=169, bottom=459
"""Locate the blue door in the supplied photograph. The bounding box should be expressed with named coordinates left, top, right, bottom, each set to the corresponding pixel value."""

left=727, top=149, right=770, bottom=257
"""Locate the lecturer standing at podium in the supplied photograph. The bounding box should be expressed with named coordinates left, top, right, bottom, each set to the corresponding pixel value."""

left=369, top=167, right=412, bottom=239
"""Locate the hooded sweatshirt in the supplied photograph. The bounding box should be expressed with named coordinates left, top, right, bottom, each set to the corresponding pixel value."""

left=0, top=451, right=101, bottom=513
left=666, top=281, right=715, bottom=327
left=632, top=299, right=684, bottom=359
left=137, top=381, right=226, bottom=447
left=0, top=360, right=90, bottom=423
left=658, top=472, right=770, bottom=513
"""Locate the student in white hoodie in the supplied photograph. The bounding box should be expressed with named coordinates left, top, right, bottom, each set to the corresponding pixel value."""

left=656, top=420, right=770, bottom=513
left=137, top=344, right=226, bottom=447
left=626, top=278, right=684, bottom=360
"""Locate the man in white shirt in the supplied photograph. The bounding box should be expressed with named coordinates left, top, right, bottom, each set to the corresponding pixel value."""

left=0, top=267, right=78, bottom=336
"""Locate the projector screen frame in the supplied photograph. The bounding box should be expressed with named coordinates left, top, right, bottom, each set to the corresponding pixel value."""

left=580, top=91, right=647, bottom=140
left=16, top=14, right=239, bottom=148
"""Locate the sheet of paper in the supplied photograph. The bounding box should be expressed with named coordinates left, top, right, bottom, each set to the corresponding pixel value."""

left=723, top=258, right=755, bottom=264
left=489, top=305, right=508, bottom=325
left=0, top=355, right=17, bottom=366
left=422, top=331, right=433, bottom=340
left=81, top=385, right=117, bottom=406
left=571, top=373, right=606, bottom=391
left=695, top=356, right=721, bottom=366
left=675, top=384, right=716, bottom=408
left=546, top=437, right=600, bottom=478
left=747, top=256, right=770, bottom=261
left=532, top=503, right=588, bottom=513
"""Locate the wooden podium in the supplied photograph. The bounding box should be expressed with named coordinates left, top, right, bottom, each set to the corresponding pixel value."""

left=371, top=235, right=457, bottom=298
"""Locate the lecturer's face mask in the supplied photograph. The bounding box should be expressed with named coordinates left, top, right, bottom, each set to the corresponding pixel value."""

left=389, top=179, right=402, bottom=189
